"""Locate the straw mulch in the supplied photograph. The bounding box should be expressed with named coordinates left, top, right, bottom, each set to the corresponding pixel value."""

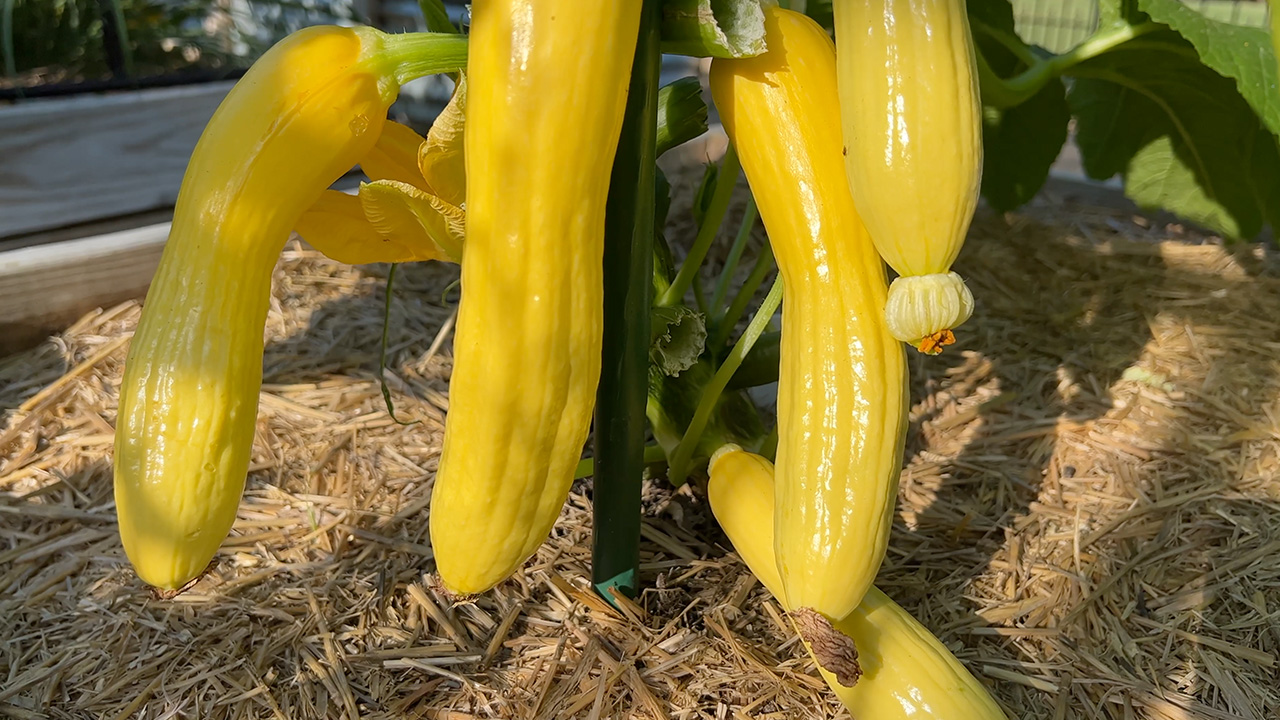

left=2, top=179, right=1279, bottom=719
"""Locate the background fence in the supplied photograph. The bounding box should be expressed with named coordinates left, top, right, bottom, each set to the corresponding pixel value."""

left=1013, top=0, right=1268, bottom=53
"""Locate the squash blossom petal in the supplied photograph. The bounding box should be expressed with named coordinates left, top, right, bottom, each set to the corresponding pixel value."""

left=361, top=120, right=431, bottom=189
left=297, top=183, right=462, bottom=264
left=361, top=180, right=464, bottom=261
left=295, top=190, right=441, bottom=264
left=296, top=79, right=469, bottom=265
left=419, top=74, right=467, bottom=207
left=113, top=25, right=466, bottom=592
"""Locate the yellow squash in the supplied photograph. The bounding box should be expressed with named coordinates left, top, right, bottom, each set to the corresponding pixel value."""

left=428, top=0, right=642, bottom=595
left=834, top=0, right=982, bottom=354
left=708, top=445, right=1008, bottom=719
left=710, top=6, right=908, bottom=633
left=114, top=26, right=463, bottom=591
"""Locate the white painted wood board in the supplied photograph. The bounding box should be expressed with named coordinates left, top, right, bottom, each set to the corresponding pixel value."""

left=0, top=82, right=232, bottom=238
left=0, top=222, right=169, bottom=354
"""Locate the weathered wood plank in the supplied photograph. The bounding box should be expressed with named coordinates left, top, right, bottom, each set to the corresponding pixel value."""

left=0, top=223, right=168, bottom=354
left=0, top=82, right=232, bottom=238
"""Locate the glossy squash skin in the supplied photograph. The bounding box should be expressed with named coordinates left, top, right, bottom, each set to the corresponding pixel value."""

left=708, top=446, right=1008, bottom=719
left=709, top=7, right=909, bottom=625
left=428, top=0, right=642, bottom=595
left=113, top=26, right=429, bottom=590
left=834, top=0, right=983, bottom=353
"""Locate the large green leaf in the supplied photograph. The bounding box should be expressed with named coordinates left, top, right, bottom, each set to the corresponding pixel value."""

left=1138, top=0, right=1280, bottom=136
left=1069, top=29, right=1280, bottom=239
left=981, top=79, right=1071, bottom=211
left=969, top=0, right=1070, bottom=211
left=1069, top=69, right=1164, bottom=181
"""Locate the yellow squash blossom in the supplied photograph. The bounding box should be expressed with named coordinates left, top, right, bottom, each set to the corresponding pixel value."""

left=296, top=75, right=467, bottom=264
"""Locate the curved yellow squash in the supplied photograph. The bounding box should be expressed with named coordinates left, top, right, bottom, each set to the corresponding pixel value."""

left=710, top=6, right=908, bottom=625
left=708, top=446, right=1008, bottom=719
left=834, top=0, right=982, bottom=353
left=114, top=26, right=449, bottom=591
left=428, top=0, right=642, bottom=595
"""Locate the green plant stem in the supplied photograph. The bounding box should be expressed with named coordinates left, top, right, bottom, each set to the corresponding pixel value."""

left=1053, top=21, right=1158, bottom=72
left=379, top=265, right=416, bottom=426
left=667, top=278, right=783, bottom=485
left=724, top=330, right=779, bottom=390
left=652, top=248, right=673, bottom=297
left=710, top=196, right=757, bottom=315
left=576, top=445, right=668, bottom=479
left=972, top=20, right=1158, bottom=109
left=712, top=241, right=773, bottom=350
left=658, top=146, right=741, bottom=307
left=693, top=273, right=708, bottom=312
left=592, top=0, right=659, bottom=604
left=974, top=45, right=1029, bottom=109
left=378, top=31, right=470, bottom=86
left=659, top=0, right=767, bottom=58
left=968, top=18, right=1039, bottom=66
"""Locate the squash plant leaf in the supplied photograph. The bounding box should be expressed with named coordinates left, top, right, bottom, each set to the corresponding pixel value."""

left=968, top=0, right=1071, bottom=211
left=1137, top=0, right=1280, bottom=136
left=1069, top=28, right=1280, bottom=239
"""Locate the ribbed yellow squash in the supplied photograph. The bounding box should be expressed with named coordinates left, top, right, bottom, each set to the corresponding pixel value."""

left=708, top=446, right=1008, bottom=719
left=428, top=0, right=642, bottom=595
left=710, top=6, right=908, bottom=628
left=834, top=0, right=982, bottom=354
left=114, top=26, right=464, bottom=591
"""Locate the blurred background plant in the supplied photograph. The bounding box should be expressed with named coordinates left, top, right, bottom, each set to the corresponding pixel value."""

left=1, top=0, right=361, bottom=89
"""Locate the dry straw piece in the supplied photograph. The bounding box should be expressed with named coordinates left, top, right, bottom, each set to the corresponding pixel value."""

left=2, top=176, right=1279, bottom=718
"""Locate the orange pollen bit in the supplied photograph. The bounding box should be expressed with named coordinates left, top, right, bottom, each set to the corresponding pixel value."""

left=916, top=329, right=957, bottom=355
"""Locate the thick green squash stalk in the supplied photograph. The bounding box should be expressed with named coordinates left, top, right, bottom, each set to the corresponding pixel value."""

left=593, top=0, right=660, bottom=603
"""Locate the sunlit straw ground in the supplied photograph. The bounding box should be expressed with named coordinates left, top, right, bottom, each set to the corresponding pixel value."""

left=2, top=168, right=1279, bottom=718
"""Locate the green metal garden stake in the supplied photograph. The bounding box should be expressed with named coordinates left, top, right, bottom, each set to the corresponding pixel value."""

left=592, top=0, right=660, bottom=605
